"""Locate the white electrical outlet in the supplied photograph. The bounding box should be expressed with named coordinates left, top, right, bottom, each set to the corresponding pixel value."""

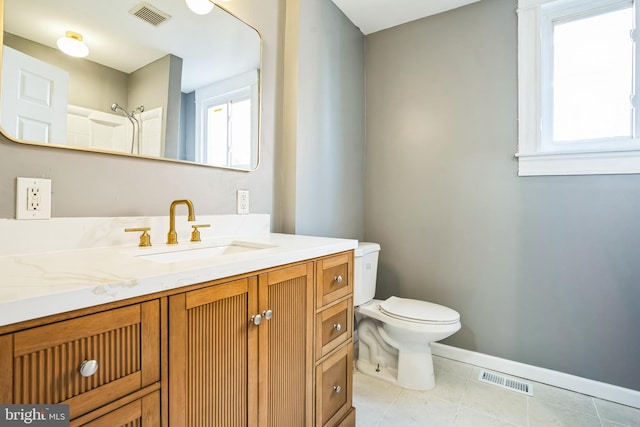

left=237, top=190, right=250, bottom=215
left=16, top=177, right=52, bottom=220
left=27, top=187, right=42, bottom=211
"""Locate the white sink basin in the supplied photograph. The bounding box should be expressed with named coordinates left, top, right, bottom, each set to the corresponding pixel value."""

left=133, top=240, right=276, bottom=263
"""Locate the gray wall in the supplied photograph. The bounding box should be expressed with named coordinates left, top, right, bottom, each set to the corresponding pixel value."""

left=129, top=54, right=183, bottom=157
left=365, top=0, right=640, bottom=391
left=0, top=0, right=278, bottom=219
left=180, top=91, right=196, bottom=162
left=276, top=0, right=366, bottom=240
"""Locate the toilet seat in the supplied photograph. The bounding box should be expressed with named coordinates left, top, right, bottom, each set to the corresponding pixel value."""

left=378, top=296, right=460, bottom=325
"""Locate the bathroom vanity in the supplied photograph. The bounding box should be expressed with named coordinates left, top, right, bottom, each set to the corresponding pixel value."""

left=0, top=215, right=357, bottom=427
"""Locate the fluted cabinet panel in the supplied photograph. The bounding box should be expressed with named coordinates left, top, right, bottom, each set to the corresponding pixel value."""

left=259, top=263, right=314, bottom=427
left=186, top=293, right=248, bottom=427
left=2, top=302, right=160, bottom=421
left=0, top=299, right=160, bottom=426
left=14, top=323, right=141, bottom=404
left=169, top=278, right=256, bottom=427
left=268, top=276, right=306, bottom=425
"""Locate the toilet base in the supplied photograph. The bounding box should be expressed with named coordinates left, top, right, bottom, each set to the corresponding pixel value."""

left=355, top=352, right=436, bottom=391
left=356, top=318, right=437, bottom=390
left=355, top=357, right=399, bottom=387
left=395, top=343, right=436, bottom=390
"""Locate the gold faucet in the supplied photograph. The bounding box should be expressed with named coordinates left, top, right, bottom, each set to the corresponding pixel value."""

left=167, top=199, right=196, bottom=244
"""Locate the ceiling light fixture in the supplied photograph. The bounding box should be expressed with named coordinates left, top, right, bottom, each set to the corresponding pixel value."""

left=56, top=31, right=89, bottom=58
left=185, top=0, right=214, bottom=15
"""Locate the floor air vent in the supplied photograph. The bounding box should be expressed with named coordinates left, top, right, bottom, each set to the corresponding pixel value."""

left=478, top=370, right=533, bottom=396
left=129, top=2, right=172, bottom=27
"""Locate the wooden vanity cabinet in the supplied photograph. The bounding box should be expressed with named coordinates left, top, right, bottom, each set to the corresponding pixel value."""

left=0, top=300, right=161, bottom=426
left=0, top=250, right=355, bottom=427
left=315, top=253, right=356, bottom=427
left=168, top=262, right=314, bottom=427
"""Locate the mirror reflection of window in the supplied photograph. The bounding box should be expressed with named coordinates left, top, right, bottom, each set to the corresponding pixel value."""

left=207, top=104, right=229, bottom=165
left=195, top=70, right=258, bottom=169
left=206, top=97, right=252, bottom=169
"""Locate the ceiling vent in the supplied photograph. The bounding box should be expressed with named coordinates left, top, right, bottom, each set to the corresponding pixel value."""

left=478, top=370, right=533, bottom=396
left=129, top=2, right=172, bottom=27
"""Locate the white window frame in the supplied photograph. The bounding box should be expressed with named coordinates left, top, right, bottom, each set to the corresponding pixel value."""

left=517, top=0, right=640, bottom=176
left=194, top=70, right=259, bottom=168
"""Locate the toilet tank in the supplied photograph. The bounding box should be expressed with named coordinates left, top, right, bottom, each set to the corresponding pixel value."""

left=353, top=242, right=381, bottom=306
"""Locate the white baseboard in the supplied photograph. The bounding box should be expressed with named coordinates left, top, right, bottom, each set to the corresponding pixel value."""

left=431, top=343, right=640, bottom=409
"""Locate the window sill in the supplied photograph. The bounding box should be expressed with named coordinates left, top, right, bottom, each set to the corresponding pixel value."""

left=515, top=149, right=640, bottom=176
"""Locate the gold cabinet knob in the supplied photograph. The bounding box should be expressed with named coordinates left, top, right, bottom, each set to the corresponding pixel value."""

left=125, top=227, right=152, bottom=247
left=190, top=224, right=211, bottom=242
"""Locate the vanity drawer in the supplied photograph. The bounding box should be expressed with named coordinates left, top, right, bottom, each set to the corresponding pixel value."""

left=315, top=343, right=353, bottom=427
left=316, top=252, right=353, bottom=307
left=75, top=389, right=160, bottom=427
left=336, top=407, right=356, bottom=427
left=1, top=301, right=160, bottom=420
left=316, top=298, right=352, bottom=359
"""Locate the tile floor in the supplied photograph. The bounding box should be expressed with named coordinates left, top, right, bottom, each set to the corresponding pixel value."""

left=353, top=355, right=640, bottom=427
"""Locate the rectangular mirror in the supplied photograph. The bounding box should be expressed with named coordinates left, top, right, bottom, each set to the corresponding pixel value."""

left=0, top=0, right=262, bottom=170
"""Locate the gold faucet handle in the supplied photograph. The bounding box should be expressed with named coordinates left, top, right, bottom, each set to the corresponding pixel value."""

left=125, top=227, right=152, bottom=247
left=190, top=224, right=211, bottom=242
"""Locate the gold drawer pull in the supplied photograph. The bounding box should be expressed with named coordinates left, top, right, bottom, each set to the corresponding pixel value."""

left=333, top=385, right=342, bottom=394
left=333, top=323, right=342, bottom=332
left=334, top=275, right=343, bottom=284
left=79, top=359, right=99, bottom=377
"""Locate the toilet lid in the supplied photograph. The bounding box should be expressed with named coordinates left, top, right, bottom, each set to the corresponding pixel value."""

left=379, top=296, right=460, bottom=325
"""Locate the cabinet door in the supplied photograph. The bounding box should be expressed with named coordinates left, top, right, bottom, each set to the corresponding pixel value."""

left=169, top=277, right=258, bottom=427
left=258, top=263, right=314, bottom=427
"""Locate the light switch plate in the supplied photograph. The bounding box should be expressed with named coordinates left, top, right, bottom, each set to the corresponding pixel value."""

left=16, top=177, right=51, bottom=220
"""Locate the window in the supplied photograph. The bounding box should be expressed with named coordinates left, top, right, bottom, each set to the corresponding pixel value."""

left=517, top=0, right=640, bottom=175
left=195, top=70, right=258, bottom=169
left=203, top=90, right=252, bottom=168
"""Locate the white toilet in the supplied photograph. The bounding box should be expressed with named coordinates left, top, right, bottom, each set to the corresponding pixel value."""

left=354, top=242, right=461, bottom=390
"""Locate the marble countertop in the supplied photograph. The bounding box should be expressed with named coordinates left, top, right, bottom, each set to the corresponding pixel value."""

left=0, top=232, right=357, bottom=327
